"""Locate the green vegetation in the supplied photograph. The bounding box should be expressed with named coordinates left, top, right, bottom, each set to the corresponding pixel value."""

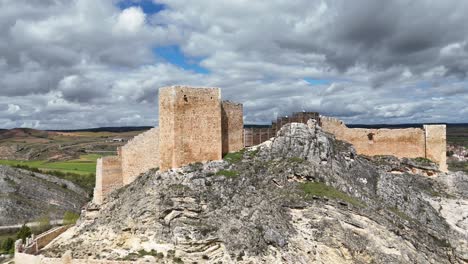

left=63, top=211, right=80, bottom=225
left=119, top=249, right=164, bottom=261
left=413, top=157, right=433, bottom=164
left=247, top=148, right=259, bottom=158
left=216, top=169, right=239, bottom=178
left=0, top=154, right=99, bottom=175
left=299, top=181, right=364, bottom=207
left=0, top=155, right=99, bottom=193
left=16, top=224, right=32, bottom=244
left=10, top=163, right=96, bottom=194
left=35, top=215, right=51, bottom=234
left=288, top=157, right=304, bottom=163
left=389, top=207, right=413, bottom=222
left=223, top=149, right=245, bottom=163
left=0, top=237, right=14, bottom=254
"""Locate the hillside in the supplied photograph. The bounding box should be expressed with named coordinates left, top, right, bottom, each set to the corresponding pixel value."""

left=0, top=166, right=88, bottom=226
left=44, top=121, right=468, bottom=263
left=0, top=128, right=149, bottom=162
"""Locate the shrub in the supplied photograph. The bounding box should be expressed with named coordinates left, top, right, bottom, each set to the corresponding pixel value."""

left=16, top=224, right=32, bottom=243
left=1, top=237, right=15, bottom=254
left=63, top=211, right=80, bottom=225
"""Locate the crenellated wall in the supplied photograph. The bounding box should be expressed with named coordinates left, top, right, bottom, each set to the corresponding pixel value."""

left=120, top=128, right=159, bottom=185
left=320, top=116, right=447, bottom=171
left=221, top=101, right=244, bottom=154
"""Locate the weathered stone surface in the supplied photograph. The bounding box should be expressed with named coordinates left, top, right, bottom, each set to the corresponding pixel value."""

left=44, top=122, right=467, bottom=263
left=0, top=166, right=88, bottom=226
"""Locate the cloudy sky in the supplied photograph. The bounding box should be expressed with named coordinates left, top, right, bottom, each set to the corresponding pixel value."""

left=1, top=0, right=468, bottom=129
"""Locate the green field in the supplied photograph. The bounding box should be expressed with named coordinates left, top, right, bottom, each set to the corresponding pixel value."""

left=0, top=154, right=100, bottom=175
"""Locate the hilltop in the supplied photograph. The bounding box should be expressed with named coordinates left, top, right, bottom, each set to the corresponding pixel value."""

left=43, top=121, right=468, bottom=263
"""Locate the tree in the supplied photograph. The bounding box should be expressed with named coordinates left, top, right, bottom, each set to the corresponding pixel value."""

left=16, top=224, right=32, bottom=244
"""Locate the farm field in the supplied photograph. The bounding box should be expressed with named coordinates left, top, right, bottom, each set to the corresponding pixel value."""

left=0, top=154, right=102, bottom=175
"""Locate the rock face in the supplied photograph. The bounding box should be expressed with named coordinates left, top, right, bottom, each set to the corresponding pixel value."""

left=0, top=166, right=88, bottom=226
left=44, top=121, right=468, bottom=263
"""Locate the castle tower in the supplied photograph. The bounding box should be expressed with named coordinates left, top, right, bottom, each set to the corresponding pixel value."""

left=159, top=86, right=223, bottom=171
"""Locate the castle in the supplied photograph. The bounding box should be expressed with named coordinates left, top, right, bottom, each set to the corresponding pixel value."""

left=93, top=86, right=243, bottom=204
left=93, top=86, right=447, bottom=205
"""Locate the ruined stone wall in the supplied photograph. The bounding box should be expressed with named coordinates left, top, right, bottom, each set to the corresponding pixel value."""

left=159, top=86, right=222, bottom=171
left=424, top=125, right=447, bottom=171
left=221, top=101, right=244, bottom=155
left=93, top=156, right=122, bottom=205
left=320, top=116, right=447, bottom=171
left=120, top=128, right=160, bottom=185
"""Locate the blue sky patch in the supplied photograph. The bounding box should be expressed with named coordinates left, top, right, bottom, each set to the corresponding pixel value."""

left=304, top=78, right=331, bottom=85
left=117, top=0, right=165, bottom=15
left=154, top=45, right=209, bottom=74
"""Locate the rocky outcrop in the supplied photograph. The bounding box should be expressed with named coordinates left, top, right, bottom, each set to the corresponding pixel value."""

left=0, top=166, right=88, bottom=226
left=44, top=121, right=467, bottom=263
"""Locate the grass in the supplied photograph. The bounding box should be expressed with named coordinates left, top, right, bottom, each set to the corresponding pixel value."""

left=223, top=149, right=245, bottom=163
left=288, top=157, right=304, bottom=163
left=216, top=169, right=239, bottom=178
left=0, top=155, right=98, bottom=194
left=0, top=154, right=100, bottom=175
left=389, top=207, right=413, bottom=222
left=413, top=157, right=433, bottom=164
left=299, top=182, right=364, bottom=207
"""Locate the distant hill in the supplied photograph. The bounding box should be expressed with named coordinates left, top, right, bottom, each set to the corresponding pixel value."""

left=48, top=126, right=153, bottom=133
left=0, top=128, right=148, bottom=161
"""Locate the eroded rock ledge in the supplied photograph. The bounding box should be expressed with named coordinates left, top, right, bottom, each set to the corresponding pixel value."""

left=44, top=121, right=468, bottom=263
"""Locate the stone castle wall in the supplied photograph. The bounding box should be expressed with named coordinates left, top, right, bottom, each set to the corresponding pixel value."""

left=221, top=101, right=244, bottom=154
left=94, top=86, right=244, bottom=204
left=159, top=86, right=222, bottom=171
left=93, top=156, right=122, bottom=205
left=424, top=125, right=447, bottom=171
left=320, top=116, right=447, bottom=171
left=243, top=112, right=320, bottom=147
left=121, top=128, right=160, bottom=185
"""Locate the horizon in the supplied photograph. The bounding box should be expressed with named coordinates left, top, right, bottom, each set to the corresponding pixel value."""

left=3, top=121, right=468, bottom=132
left=1, top=0, right=468, bottom=129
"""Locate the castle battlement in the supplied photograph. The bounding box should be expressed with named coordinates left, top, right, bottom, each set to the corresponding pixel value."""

left=93, top=86, right=244, bottom=204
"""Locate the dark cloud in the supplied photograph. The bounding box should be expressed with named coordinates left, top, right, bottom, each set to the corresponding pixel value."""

left=0, top=0, right=468, bottom=128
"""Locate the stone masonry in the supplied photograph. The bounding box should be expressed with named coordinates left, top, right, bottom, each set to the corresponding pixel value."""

left=320, top=116, right=447, bottom=171
left=159, top=86, right=223, bottom=171
left=93, top=156, right=122, bottom=205
left=121, top=128, right=160, bottom=185
left=222, top=101, right=244, bottom=155
left=93, top=86, right=244, bottom=204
